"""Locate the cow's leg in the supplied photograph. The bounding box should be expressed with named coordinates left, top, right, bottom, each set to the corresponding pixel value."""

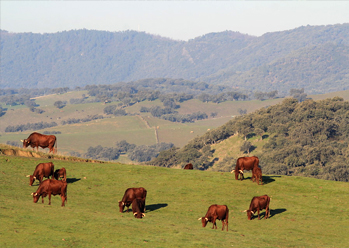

left=257, top=208, right=261, bottom=220
left=61, top=195, right=65, bottom=207
left=41, top=195, right=44, bottom=204
left=48, top=192, right=52, bottom=205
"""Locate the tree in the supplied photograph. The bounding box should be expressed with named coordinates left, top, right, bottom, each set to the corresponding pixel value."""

left=240, top=141, right=252, bottom=154
left=54, top=100, right=66, bottom=109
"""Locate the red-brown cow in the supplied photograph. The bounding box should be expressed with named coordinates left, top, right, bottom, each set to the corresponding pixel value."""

left=184, top=163, right=193, bottom=170
left=252, top=166, right=263, bottom=185
left=31, top=179, right=67, bottom=207
left=231, top=156, right=259, bottom=180
left=26, top=162, right=54, bottom=186
left=198, top=204, right=229, bottom=231
left=54, top=167, right=67, bottom=182
left=132, top=198, right=146, bottom=219
left=118, top=187, right=147, bottom=213
left=21, top=132, right=57, bottom=153
left=244, top=195, right=270, bottom=220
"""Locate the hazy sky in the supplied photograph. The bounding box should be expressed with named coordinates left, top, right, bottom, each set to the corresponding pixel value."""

left=1, top=1, right=348, bottom=41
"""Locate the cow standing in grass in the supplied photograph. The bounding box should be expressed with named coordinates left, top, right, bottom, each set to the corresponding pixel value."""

left=26, top=162, right=54, bottom=186
left=244, top=195, right=270, bottom=220
left=21, top=132, right=57, bottom=153
left=132, top=198, right=146, bottom=218
left=198, top=205, right=229, bottom=231
left=231, top=156, right=259, bottom=181
left=118, top=187, right=147, bottom=213
left=31, top=179, right=67, bottom=207
left=54, top=167, right=67, bottom=182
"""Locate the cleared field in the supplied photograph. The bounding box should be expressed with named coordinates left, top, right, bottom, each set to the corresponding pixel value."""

left=1, top=154, right=349, bottom=247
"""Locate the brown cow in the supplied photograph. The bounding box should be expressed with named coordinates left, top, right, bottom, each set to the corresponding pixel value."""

left=244, top=195, right=270, bottom=220
left=118, top=187, right=147, bottom=213
left=132, top=198, right=146, bottom=219
left=231, top=156, right=259, bottom=180
left=26, top=162, right=54, bottom=186
left=54, top=167, right=67, bottom=182
left=198, top=205, right=229, bottom=231
left=21, top=132, right=57, bottom=153
left=31, top=179, right=67, bottom=207
left=184, top=163, right=193, bottom=170
left=252, top=166, right=263, bottom=185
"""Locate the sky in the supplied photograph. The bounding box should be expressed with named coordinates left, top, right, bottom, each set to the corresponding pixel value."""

left=1, top=1, right=349, bottom=41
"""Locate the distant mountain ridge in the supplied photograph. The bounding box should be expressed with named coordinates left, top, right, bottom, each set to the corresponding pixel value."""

left=1, top=23, right=349, bottom=94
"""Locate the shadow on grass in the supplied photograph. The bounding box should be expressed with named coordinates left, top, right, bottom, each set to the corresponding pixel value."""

left=66, top=178, right=81, bottom=184
left=269, top=208, right=287, bottom=218
left=146, top=203, right=168, bottom=212
left=245, top=208, right=286, bottom=220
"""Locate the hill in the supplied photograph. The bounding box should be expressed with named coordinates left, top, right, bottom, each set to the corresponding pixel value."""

left=1, top=23, right=349, bottom=94
left=1, top=152, right=349, bottom=247
left=150, top=97, right=349, bottom=182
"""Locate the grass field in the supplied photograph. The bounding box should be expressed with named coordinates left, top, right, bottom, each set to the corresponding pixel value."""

left=1, top=153, right=349, bottom=247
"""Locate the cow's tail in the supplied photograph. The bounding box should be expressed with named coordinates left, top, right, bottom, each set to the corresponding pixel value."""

left=226, top=206, right=229, bottom=231
left=55, top=140, right=58, bottom=154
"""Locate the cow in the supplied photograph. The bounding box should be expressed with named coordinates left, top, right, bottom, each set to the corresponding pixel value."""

left=198, top=204, right=229, bottom=231
left=118, top=187, right=147, bottom=213
left=184, top=163, right=193, bottom=170
left=252, top=166, right=263, bottom=185
left=54, top=167, right=67, bottom=182
left=244, top=195, right=270, bottom=220
left=26, top=162, right=54, bottom=186
left=31, top=179, right=67, bottom=207
left=21, top=132, right=57, bottom=153
left=231, top=156, right=259, bottom=181
left=132, top=198, right=146, bottom=218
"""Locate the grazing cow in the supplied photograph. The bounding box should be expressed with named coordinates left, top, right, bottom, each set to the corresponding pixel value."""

left=54, top=167, right=67, bottom=182
left=244, top=195, right=270, bottom=220
left=184, top=163, right=193, bottom=170
left=118, top=187, right=147, bottom=213
left=198, top=205, right=229, bottom=231
left=252, top=166, right=263, bottom=185
left=231, top=156, right=259, bottom=180
left=21, top=132, right=57, bottom=153
left=31, top=179, right=67, bottom=207
left=26, top=162, right=54, bottom=186
left=132, top=198, right=146, bottom=218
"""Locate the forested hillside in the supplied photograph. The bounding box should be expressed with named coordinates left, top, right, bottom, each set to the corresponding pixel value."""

left=1, top=23, right=349, bottom=94
left=150, top=97, right=349, bottom=182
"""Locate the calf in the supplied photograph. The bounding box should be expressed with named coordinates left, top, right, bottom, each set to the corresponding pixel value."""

left=31, top=179, right=67, bottom=207
left=198, top=204, right=229, bottom=231
left=54, top=167, right=67, bottom=182
left=26, top=162, right=54, bottom=186
left=244, top=195, right=270, bottom=220
left=132, top=198, right=146, bottom=218
left=252, top=166, right=263, bottom=185
left=118, top=187, right=147, bottom=213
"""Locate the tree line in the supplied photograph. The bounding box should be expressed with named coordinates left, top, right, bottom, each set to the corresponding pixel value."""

left=149, top=97, right=349, bottom=182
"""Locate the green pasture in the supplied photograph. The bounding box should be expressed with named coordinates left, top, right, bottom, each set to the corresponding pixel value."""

left=1, top=154, right=349, bottom=247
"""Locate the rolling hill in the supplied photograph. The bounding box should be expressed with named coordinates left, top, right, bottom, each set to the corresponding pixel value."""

left=1, top=152, right=349, bottom=247
left=1, top=23, right=349, bottom=94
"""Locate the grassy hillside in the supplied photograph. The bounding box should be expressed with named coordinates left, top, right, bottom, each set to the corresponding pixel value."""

left=1, top=152, right=349, bottom=247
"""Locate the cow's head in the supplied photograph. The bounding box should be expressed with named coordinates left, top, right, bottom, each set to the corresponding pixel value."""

left=118, top=201, right=125, bottom=213
left=26, top=175, right=36, bottom=186
left=21, top=139, right=30, bottom=148
left=31, top=192, right=40, bottom=203
left=244, top=210, right=254, bottom=220
left=198, top=217, right=209, bottom=227
left=133, top=212, right=145, bottom=219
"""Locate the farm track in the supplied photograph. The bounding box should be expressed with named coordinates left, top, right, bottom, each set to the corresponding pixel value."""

left=138, top=115, right=159, bottom=144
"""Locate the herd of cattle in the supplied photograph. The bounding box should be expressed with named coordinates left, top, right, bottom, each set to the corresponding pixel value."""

left=23, top=132, right=270, bottom=231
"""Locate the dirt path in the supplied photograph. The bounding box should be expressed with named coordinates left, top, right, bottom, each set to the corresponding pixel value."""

left=138, top=115, right=159, bottom=144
